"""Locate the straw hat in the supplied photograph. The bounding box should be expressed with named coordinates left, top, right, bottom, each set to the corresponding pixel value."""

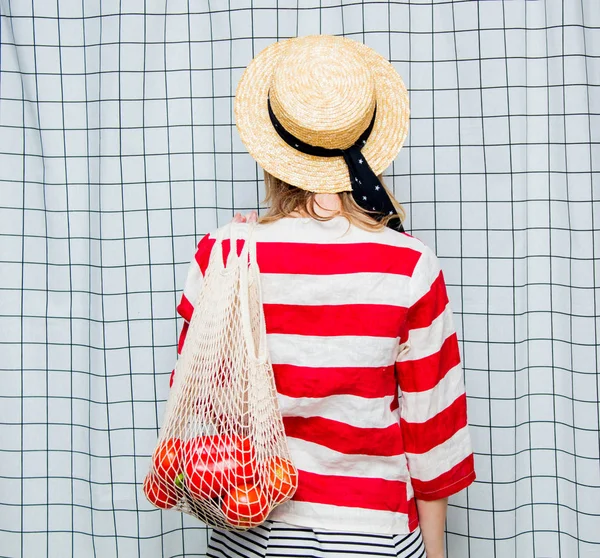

left=234, top=35, right=410, bottom=194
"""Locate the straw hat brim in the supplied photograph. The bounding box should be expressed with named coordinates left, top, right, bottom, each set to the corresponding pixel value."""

left=234, top=36, right=410, bottom=194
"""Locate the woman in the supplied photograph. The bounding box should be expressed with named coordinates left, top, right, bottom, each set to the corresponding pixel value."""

left=174, top=35, right=475, bottom=558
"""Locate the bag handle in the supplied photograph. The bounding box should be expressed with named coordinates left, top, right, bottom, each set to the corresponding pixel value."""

left=226, top=222, right=242, bottom=269
left=208, top=224, right=231, bottom=272
left=238, top=224, right=268, bottom=363
left=209, top=223, right=241, bottom=273
left=210, top=223, right=266, bottom=362
left=247, top=227, right=268, bottom=362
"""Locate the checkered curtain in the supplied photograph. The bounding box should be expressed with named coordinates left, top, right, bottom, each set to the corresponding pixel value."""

left=1, top=1, right=598, bottom=557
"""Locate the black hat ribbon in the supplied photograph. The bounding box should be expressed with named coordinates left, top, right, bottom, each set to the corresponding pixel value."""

left=267, top=98, right=404, bottom=233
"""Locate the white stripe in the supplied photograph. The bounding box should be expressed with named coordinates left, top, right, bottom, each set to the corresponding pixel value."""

left=261, top=272, right=412, bottom=307
left=408, top=243, right=440, bottom=303
left=400, top=363, right=465, bottom=423
left=285, top=437, right=410, bottom=482
left=269, top=500, right=410, bottom=535
left=253, top=217, right=427, bottom=251
left=405, top=425, right=473, bottom=482
left=186, top=269, right=412, bottom=310
left=182, top=259, right=204, bottom=310
left=278, top=393, right=398, bottom=429
left=267, top=333, right=398, bottom=368
left=402, top=304, right=455, bottom=361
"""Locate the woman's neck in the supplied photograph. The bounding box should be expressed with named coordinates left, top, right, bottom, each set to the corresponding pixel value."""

left=312, top=193, right=342, bottom=217
left=287, top=193, right=342, bottom=219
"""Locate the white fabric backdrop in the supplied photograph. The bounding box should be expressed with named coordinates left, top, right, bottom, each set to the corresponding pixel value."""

left=0, top=1, right=599, bottom=557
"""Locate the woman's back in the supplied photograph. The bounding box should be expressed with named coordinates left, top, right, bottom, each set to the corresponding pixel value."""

left=176, top=218, right=474, bottom=535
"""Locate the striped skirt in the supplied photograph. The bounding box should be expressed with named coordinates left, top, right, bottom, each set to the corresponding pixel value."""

left=206, top=520, right=426, bottom=558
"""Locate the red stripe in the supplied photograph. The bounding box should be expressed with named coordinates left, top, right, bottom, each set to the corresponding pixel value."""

left=405, top=271, right=449, bottom=330
left=177, top=321, right=189, bottom=354
left=264, top=304, right=407, bottom=338
left=401, top=394, right=468, bottom=454
left=407, top=497, right=419, bottom=531
left=194, top=236, right=246, bottom=275
left=195, top=237, right=421, bottom=276
left=257, top=242, right=421, bottom=276
left=390, top=392, right=399, bottom=413
left=411, top=454, right=476, bottom=500
left=283, top=416, right=404, bottom=456
left=294, top=470, right=408, bottom=513
left=177, top=294, right=194, bottom=323
left=395, top=333, right=461, bottom=392
left=194, top=234, right=215, bottom=275
left=273, top=364, right=397, bottom=399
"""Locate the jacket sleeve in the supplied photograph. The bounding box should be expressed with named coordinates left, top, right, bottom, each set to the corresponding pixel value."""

left=395, top=244, right=476, bottom=500
left=169, top=233, right=214, bottom=387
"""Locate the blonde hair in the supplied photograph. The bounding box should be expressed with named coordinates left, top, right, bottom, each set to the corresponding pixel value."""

left=259, top=171, right=406, bottom=232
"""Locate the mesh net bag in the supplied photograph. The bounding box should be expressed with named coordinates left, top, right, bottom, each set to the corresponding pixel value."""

left=144, top=223, right=298, bottom=530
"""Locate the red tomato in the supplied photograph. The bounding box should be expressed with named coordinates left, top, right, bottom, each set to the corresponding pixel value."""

left=221, top=484, right=269, bottom=528
left=152, top=438, right=183, bottom=484
left=232, top=435, right=255, bottom=481
left=266, top=456, right=298, bottom=504
left=143, top=473, right=179, bottom=509
left=184, top=434, right=255, bottom=500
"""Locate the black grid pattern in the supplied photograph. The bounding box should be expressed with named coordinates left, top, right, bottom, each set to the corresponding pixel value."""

left=1, top=1, right=599, bottom=557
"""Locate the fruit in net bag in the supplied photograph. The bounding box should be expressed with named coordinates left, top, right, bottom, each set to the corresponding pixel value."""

left=266, top=456, right=298, bottom=504
left=152, top=437, right=183, bottom=484
left=184, top=433, right=256, bottom=500
left=221, top=483, right=269, bottom=528
left=144, top=473, right=179, bottom=509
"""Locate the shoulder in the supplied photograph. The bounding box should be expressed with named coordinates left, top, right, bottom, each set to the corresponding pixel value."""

left=401, top=234, right=440, bottom=272
left=374, top=228, right=441, bottom=274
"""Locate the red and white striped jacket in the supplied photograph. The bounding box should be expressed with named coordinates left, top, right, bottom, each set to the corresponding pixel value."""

left=172, top=216, right=476, bottom=535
